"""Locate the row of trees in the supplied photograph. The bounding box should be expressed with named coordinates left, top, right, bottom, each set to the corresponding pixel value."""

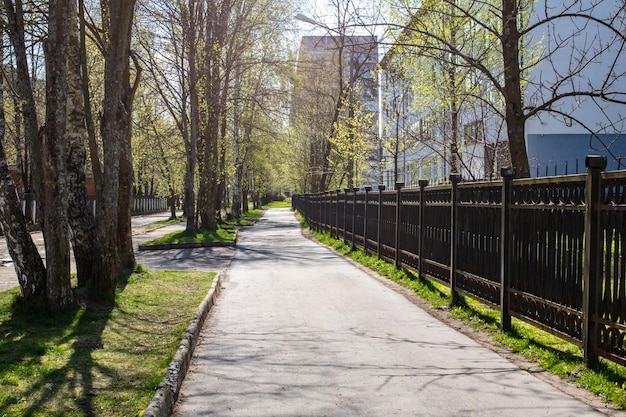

left=0, top=0, right=138, bottom=309
left=136, top=0, right=294, bottom=226
left=0, top=0, right=296, bottom=310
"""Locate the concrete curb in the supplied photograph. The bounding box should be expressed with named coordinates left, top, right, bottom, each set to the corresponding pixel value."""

left=142, top=272, right=223, bottom=417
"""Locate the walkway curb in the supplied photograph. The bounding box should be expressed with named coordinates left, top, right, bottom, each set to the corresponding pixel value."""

left=142, top=272, right=223, bottom=417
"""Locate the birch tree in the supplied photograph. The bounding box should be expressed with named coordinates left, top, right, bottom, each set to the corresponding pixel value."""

left=0, top=29, right=46, bottom=305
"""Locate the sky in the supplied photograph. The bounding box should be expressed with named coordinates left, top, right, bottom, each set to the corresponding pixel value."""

left=294, top=0, right=386, bottom=38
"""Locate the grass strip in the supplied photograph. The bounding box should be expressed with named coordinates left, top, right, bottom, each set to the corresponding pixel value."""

left=145, top=228, right=235, bottom=246
left=299, top=213, right=626, bottom=410
left=133, top=216, right=185, bottom=234
left=141, top=209, right=265, bottom=247
left=0, top=267, right=215, bottom=417
left=265, top=200, right=291, bottom=208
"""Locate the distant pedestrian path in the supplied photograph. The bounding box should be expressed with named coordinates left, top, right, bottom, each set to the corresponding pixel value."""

left=173, top=208, right=607, bottom=417
left=0, top=211, right=228, bottom=292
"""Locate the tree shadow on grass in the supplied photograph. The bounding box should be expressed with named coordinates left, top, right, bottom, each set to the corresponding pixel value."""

left=0, top=292, right=118, bottom=416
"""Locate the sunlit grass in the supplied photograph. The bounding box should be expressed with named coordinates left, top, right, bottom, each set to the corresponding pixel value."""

left=144, top=228, right=235, bottom=245
left=141, top=209, right=264, bottom=247
left=0, top=269, right=215, bottom=416
left=265, top=200, right=291, bottom=208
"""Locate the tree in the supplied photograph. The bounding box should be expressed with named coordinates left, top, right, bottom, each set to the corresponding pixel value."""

left=387, top=0, right=626, bottom=178
left=131, top=86, right=185, bottom=219
left=380, top=9, right=504, bottom=184
left=140, top=0, right=295, bottom=226
left=135, top=0, right=198, bottom=229
left=0, top=29, right=47, bottom=306
left=96, top=0, right=140, bottom=298
left=331, top=90, right=375, bottom=187
left=3, top=0, right=44, bottom=197
left=223, top=0, right=294, bottom=217
left=179, top=0, right=200, bottom=230
left=41, top=0, right=74, bottom=308
left=67, top=0, right=106, bottom=296
left=292, top=0, right=379, bottom=192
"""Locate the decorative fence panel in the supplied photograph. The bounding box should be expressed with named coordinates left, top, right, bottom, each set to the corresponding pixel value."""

left=379, top=190, right=397, bottom=262
left=456, top=182, right=502, bottom=307
left=364, top=189, right=379, bottom=254
left=354, top=191, right=366, bottom=248
left=508, top=176, right=586, bottom=344
left=596, top=172, right=626, bottom=363
left=399, top=188, right=421, bottom=271
left=132, top=197, right=168, bottom=215
left=421, top=185, right=452, bottom=285
left=293, top=156, right=626, bottom=367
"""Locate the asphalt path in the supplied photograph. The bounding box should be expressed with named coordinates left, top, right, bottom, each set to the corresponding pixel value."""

left=0, top=212, right=234, bottom=291
left=173, top=208, right=609, bottom=417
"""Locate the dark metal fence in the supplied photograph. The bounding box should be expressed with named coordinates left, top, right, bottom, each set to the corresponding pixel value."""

left=292, top=156, right=626, bottom=367
left=20, top=195, right=168, bottom=224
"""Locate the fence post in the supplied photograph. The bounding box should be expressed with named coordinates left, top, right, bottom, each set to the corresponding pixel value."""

left=364, top=186, right=372, bottom=253
left=500, top=167, right=515, bottom=332
left=323, top=192, right=327, bottom=232
left=449, top=174, right=462, bottom=305
left=319, top=192, right=324, bottom=231
left=395, top=182, right=404, bottom=269
left=377, top=185, right=385, bottom=258
left=326, top=191, right=331, bottom=233
left=352, top=188, right=359, bottom=249
left=335, top=189, right=341, bottom=238
left=343, top=188, right=350, bottom=243
left=583, top=155, right=607, bottom=365
left=418, top=180, right=429, bottom=280
left=318, top=192, right=323, bottom=232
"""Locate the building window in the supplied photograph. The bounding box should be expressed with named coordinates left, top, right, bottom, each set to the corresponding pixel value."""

left=464, top=120, right=484, bottom=144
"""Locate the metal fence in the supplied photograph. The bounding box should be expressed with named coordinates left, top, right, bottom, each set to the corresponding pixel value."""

left=292, top=155, right=626, bottom=367
left=20, top=194, right=169, bottom=224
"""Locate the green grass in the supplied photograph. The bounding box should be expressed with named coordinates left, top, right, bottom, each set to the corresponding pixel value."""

left=145, top=228, right=235, bottom=245
left=297, top=213, right=626, bottom=410
left=134, top=215, right=185, bottom=233
left=141, top=209, right=265, bottom=246
left=0, top=268, right=215, bottom=416
left=265, top=200, right=291, bottom=208
left=233, top=209, right=264, bottom=226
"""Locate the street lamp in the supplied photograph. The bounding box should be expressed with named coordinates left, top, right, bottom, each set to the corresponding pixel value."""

left=294, top=13, right=321, bottom=26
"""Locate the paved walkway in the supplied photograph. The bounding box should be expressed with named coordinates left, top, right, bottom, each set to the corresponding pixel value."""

left=173, top=208, right=613, bottom=417
left=0, top=212, right=234, bottom=292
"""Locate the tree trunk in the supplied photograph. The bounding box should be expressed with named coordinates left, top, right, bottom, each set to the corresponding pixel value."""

left=66, top=0, right=105, bottom=294
left=98, top=0, right=138, bottom=299
left=43, top=0, right=74, bottom=309
left=4, top=0, right=44, bottom=206
left=169, top=187, right=177, bottom=219
left=117, top=131, right=135, bottom=272
left=502, top=0, right=530, bottom=178
left=0, top=36, right=46, bottom=305
left=181, top=0, right=198, bottom=231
